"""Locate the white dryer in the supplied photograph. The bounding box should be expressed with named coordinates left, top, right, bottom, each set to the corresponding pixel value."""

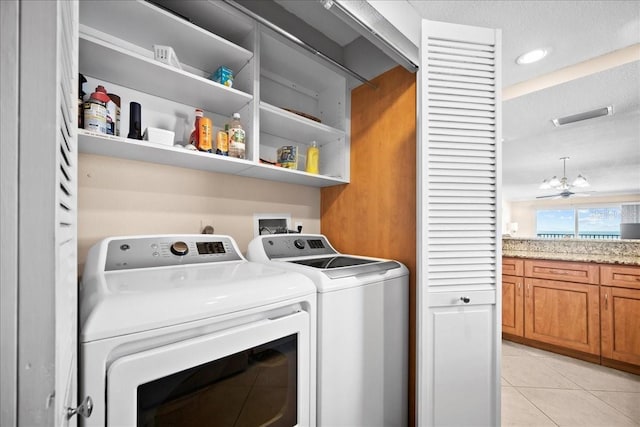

left=247, top=234, right=409, bottom=427
left=79, top=234, right=316, bottom=426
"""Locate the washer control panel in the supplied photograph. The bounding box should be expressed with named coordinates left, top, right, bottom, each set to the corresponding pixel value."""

left=105, top=235, right=242, bottom=271
left=261, top=234, right=336, bottom=259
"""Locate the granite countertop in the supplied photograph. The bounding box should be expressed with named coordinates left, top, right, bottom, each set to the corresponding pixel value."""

left=502, top=249, right=640, bottom=266
left=502, top=237, right=640, bottom=266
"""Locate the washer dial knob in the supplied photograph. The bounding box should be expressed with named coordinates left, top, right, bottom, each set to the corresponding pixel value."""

left=170, top=241, right=189, bottom=256
left=294, top=239, right=306, bottom=249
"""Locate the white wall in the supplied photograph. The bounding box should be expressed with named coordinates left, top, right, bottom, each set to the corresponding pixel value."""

left=78, top=153, right=321, bottom=274
left=505, top=193, right=640, bottom=237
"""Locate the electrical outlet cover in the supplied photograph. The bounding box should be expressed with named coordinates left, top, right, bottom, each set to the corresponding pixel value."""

left=253, top=213, right=291, bottom=237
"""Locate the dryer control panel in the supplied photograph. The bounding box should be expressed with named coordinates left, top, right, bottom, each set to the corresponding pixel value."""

left=259, top=234, right=337, bottom=259
left=104, top=235, right=243, bottom=271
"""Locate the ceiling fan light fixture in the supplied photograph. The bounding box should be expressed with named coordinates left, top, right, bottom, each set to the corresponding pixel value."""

left=516, top=48, right=548, bottom=65
left=537, top=157, right=592, bottom=199
left=539, top=179, right=551, bottom=190
left=572, top=174, right=589, bottom=187
left=552, top=105, right=613, bottom=127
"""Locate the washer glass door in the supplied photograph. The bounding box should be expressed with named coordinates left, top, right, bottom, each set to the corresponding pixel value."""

left=106, top=311, right=310, bottom=427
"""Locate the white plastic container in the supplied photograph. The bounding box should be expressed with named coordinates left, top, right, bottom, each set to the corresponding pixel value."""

left=143, top=127, right=175, bottom=147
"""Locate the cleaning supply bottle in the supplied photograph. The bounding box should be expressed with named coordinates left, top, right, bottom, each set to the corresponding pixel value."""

left=189, top=109, right=203, bottom=148
left=305, top=141, right=319, bottom=174
left=83, top=85, right=110, bottom=134
left=227, top=112, right=245, bottom=159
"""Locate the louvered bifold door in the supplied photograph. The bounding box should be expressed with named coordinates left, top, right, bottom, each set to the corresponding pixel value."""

left=417, top=20, right=501, bottom=427
left=421, top=21, right=501, bottom=289
left=18, top=0, right=79, bottom=425
left=56, top=1, right=80, bottom=425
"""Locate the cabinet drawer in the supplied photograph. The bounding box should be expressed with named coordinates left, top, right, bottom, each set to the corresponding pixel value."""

left=600, top=265, right=640, bottom=290
left=502, top=257, right=523, bottom=276
left=524, top=259, right=599, bottom=284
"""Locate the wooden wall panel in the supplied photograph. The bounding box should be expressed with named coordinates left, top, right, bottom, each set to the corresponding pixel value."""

left=321, top=65, right=417, bottom=425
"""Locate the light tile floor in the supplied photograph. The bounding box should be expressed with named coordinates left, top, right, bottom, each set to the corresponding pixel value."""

left=501, top=340, right=640, bottom=426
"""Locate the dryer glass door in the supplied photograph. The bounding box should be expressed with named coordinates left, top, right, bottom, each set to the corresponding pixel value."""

left=106, top=312, right=310, bottom=427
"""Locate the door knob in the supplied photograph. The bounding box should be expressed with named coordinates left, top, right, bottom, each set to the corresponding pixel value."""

left=67, top=396, right=93, bottom=419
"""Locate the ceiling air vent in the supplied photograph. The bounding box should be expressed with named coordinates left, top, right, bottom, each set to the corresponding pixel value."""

left=552, top=105, right=613, bottom=127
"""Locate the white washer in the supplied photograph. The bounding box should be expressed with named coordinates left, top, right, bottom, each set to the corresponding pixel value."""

left=247, top=234, right=409, bottom=427
left=79, top=234, right=316, bottom=426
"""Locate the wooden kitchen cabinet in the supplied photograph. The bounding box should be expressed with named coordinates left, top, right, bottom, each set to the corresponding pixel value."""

left=503, top=257, right=640, bottom=371
left=524, top=277, right=601, bottom=355
left=502, top=274, right=524, bottom=337
left=600, top=264, right=640, bottom=369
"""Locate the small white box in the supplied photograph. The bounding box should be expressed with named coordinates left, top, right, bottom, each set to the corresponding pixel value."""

left=143, top=127, right=175, bottom=147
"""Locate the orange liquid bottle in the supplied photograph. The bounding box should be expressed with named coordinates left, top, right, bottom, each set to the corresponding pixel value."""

left=198, top=117, right=213, bottom=152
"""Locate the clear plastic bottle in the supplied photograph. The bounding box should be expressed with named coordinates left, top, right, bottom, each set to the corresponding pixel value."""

left=227, top=112, right=246, bottom=159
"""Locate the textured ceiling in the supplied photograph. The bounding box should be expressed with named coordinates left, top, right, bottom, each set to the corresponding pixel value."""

left=407, top=0, right=640, bottom=86
left=269, top=0, right=640, bottom=201
left=399, top=0, right=640, bottom=201
left=503, top=61, right=640, bottom=200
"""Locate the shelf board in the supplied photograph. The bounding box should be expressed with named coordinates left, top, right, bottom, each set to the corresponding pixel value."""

left=78, top=130, right=254, bottom=175
left=259, top=102, right=345, bottom=144
left=79, top=0, right=253, bottom=74
left=243, top=163, right=349, bottom=187
left=79, top=34, right=253, bottom=116
left=78, top=130, right=348, bottom=188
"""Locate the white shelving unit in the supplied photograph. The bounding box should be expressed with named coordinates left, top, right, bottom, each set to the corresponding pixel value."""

left=77, top=0, right=350, bottom=187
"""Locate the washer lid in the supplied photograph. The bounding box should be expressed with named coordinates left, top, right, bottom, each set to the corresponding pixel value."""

left=288, top=256, right=401, bottom=279
left=79, top=261, right=315, bottom=342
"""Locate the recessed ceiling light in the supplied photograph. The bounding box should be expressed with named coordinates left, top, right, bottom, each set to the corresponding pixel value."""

left=516, top=48, right=548, bottom=65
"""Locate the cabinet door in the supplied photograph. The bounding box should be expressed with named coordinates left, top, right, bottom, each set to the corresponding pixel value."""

left=502, top=275, right=523, bottom=336
left=601, top=286, right=640, bottom=366
left=524, top=278, right=600, bottom=355
left=426, top=295, right=497, bottom=427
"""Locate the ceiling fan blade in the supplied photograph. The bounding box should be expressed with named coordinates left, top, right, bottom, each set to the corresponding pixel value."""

left=536, top=194, right=562, bottom=199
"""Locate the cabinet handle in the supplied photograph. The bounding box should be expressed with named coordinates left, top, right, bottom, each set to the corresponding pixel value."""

left=604, top=292, right=608, bottom=310
left=526, top=283, right=530, bottom=297
left=460, top=296, right=471, bottom=304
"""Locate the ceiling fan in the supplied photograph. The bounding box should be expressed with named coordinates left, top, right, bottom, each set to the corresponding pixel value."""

left=537, top=157, right=591, bottom=199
